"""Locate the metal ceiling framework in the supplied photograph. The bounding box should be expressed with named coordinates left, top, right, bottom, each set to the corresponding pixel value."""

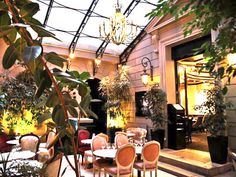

left=68, top=0, right=100, bottom=54
left=119, top=28, right=147, bottom=64
left=37, top=0, right=157, bottom=63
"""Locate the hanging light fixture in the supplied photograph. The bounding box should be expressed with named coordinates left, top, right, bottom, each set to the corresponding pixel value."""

left=99, top=0, right=137, bottom=45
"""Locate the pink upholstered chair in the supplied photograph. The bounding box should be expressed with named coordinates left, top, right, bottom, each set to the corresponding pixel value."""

left=97, top=133, right=109, bottom=142
left=91, top=135, right=110, bottom=177
left=83, top=133, right=109, bottom=167
left=45, top=153, right=63, bottom=177
left=38, top=131, right=56, bottom=163
left=127, top=127, right=147, bottom=144
left=104, top=144, right=136, bottom=177
left=0, top=132, right=12, bottom=152
left=78, top=130, right=90, bottom=165
left=115, top=133, right=129, bottom=148
left=19, top=133, right=40, bottom=153
left=134, top=141, right=160, bottom=177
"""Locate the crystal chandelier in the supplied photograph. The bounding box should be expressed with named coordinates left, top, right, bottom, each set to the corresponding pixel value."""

left=99, top=0, right=137, bottom=45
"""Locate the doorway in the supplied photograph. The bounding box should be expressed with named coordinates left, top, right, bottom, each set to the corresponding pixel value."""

left=175, top=54, right=214, bottom=151
left=86, top=78, right=107, bottom=134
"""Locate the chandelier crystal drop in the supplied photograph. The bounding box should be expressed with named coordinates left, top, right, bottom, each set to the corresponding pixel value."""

left=99, top=0, right=137, bottom=45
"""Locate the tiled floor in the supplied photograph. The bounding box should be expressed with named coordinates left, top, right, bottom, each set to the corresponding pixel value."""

left=60, top=156, right=177, bottom=177
left=60, top=154, right=236, bottom=177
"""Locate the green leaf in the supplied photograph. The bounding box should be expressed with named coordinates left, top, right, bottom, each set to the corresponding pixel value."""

left=78, top=84, right=89, bottom=97
left=2, top=45, right=17, bottom=69
left=35, top=70, right=52, bottom=97
left=46, top=91, right=60, bottom=107
left=222, top=86, right=228, bottom=95
left=69, top=99, right=79, bottom=107
left=78, top=104, right=88, bottom=117
left=45, top=52, right=67, bottom=68
left=23, top=16, right=43, bottom=26
left=79, top=72, right=90, bottom=80
left=34, top=68, right=43, bottom=87
left=52, top=105, right=66, bottom=126
left=6, top=28, right=17, bottom=43
left=80, top=94, right=91, bottom=109
left=0, top=26, right=16, bottom=38
left=38, top=113, right=51, bottom=124
left=66, top=105, right=78, bottom=117
left=68, top=71, right=80, bottom=78
left=35, top=78, right=47, bottom=98
left=84, top=108, right=98, bottom=119
left=20, top=2, right=39, bottom=17
left=41, top=70, right=52, bottom=88
left=23, top=46, right=42, bottom=64
left=0, top=11, right=10, bottom=26
left=31, top=25, right=60, bottom=41
left=15, top=0, right=30, bottom=8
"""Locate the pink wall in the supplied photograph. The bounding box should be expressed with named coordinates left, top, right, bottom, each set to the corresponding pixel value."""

left=0, top=40, right=116, bottom=84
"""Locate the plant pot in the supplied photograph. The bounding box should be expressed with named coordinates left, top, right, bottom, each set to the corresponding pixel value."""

left=207, top=135, right=228, bottom=164
left=107, top=127, right=122, bottom=143
left=151, top=129, right=165, bottom=149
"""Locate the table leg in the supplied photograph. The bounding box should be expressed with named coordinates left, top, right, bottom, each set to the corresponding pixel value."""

left=138, top=170, right=141, bottom=177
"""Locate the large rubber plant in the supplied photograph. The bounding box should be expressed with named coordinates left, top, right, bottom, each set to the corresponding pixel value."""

left=0, top=1, right=96, bottom=176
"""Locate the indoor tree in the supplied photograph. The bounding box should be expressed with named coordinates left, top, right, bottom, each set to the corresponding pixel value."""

left=0, top=1, right=96, bottom=176
left=99, top=66, right=131, bottom=130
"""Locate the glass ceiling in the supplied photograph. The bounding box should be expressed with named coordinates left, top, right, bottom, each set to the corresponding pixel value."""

left=34, top=0, right=157, bottom=56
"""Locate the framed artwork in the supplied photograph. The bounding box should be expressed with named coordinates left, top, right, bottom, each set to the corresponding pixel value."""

left=135, top=91, right=148, bottom=117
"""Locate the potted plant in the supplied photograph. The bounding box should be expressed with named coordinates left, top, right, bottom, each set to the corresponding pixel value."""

left=99, top=67, right=131, bottom=142
left=195, top=81, right=232, bottom=164
left=143, top=83, right=167, bottom=148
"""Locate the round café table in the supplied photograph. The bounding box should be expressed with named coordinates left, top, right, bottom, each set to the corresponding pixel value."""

left=6, top=139, right=19, bottom=145
left=81, top=139, right=92, bottom=145
left=93, top=146, right=142, bottom=159
left=127, top=132, right=136, bottom=137
left=0, top=150, right=36, bottom=161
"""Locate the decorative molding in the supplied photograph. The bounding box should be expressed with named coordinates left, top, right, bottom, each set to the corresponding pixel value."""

left=151, top=34, right=160, bottom=53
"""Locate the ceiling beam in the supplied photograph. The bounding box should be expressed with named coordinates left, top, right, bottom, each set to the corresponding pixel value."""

left=43, top=0, right=54, bottom=26
left=95, top=0, right=141, bottom=59
left=40, top=0, right=54, bottom=43
left=119, top=29, right=147, bottom=64
left=69, top=0, right=100, bottom=53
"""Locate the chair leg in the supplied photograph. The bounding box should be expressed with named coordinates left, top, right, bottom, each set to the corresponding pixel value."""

left=93, top=166, right=96, bottom=177
left=150, top=171, right=152, bottom=177
left=155, top=169, right=157, bottom=177
left=98, top=170, right=101, bottom=177
left=81, top=154, right=84, bottom=165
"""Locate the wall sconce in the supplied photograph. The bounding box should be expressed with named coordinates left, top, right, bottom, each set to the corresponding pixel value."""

left=93, top=58, right=101, bottom=76
left=141, top=57, right=153, bottom=85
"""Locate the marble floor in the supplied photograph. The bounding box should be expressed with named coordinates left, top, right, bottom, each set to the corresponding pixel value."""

left=60, top=156, right=177, bottom=177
